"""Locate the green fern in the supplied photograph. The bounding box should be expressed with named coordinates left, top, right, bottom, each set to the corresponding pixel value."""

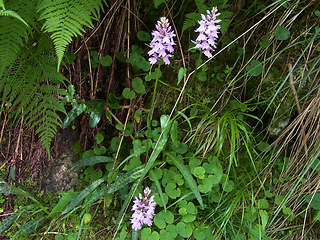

left=0, top=0, right=38, bottom=75
left=182, top=12, right=201, bottom=34
left=38, top=0, right=107, bottom=69
left=1, top=54, right=68, bottom=155
left=0, top=16, right=29, bottom=75
left=0, top=10, right=29, bottom=25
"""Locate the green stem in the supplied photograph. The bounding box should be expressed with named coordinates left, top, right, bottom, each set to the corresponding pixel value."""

left=147, top=64, right=161, bottom=131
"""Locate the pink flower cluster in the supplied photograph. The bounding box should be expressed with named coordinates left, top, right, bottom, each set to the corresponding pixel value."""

left=148, top=17, right=176, bottom=65
left=192, top=7, right=221, bottom=58
left=131, top=187, right=156, bottom=231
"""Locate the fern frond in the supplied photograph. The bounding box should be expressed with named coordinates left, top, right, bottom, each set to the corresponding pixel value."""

left=0, top=10, right=28, bottom=26
left=0, top=54, right=68, bottom=155
left=38, top=0, right=107, bottom=69
left=0, top=17, right=29, bottom=74
left=182, top=12, right=201, bottom=34
left=0, top=0, right=38, bottom=75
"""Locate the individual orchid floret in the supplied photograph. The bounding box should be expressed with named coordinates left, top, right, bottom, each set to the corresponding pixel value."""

left=192, top=7, right=221, bottom=58
left=131, top=187, right=156, bottom=231
left=148, top=17, right=176, bottom=65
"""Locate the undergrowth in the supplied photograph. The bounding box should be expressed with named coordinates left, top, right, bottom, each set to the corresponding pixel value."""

left=0, top=0, right=320, bottom=239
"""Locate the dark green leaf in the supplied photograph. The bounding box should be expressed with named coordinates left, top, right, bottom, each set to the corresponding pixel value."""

left=88, top=101, right=105, bottom=128
left=18, top=217, right=46, bottom=236
left=49, top=190, right=78, bottom=217
left=178, top=67, right=187, bottom=85
left=274, top=26, right=290, bottom=40
left=0, top=210, right=22, bottom=233
left=305, top=193, right=320, bottom=210
left=246, top=60, right=263, bottom=76
left=154, top=0, right=167, bottom=8
left=71, top=156, right=113, bottom=170
left=165, top=152, right=204, bottom=207
left=9, top=165, right=15, bottom=180
left=87, top=166, right=144, bottom=205
left=99, top=55, right=112, bottom=67
left=259, top=37, right=270, bottom=48
left=63, top=103, right=86, bottom=128
left=62, top=178, right=105, bottom=214
left=137, top=31, right=151, bottom=41
left=170, top=120, right=178, bottom=146
left=197, top=71, right=207, bottom=81
left=122, top=88, right=136, bottom=100
left=132, top=77, right=146, bottom=94
left=126, top=52, right=151, bottom=71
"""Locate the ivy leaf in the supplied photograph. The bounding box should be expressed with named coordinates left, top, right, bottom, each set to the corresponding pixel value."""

left=176, top=222, right=193, bottom=238
left=132, top=77, right=146, bottom=94
left=197, top=71, right=207, bottom=81
left=274, top=26, right=290, bottom=40
left=193, top=167, right=205, bottom=179
left=305, top=193, right=320, bottom=210
left=122, top=88, right=136, bottom=100
left=126, top=52, right=151, bottom=71
left=95, top=133, right=104, bottom=144
left=246, top=60, right=263, bottom=76
left=159, top=225, right=178, bottom=239
left=141, top=228, right=159, bottom=240
left=165, top=183, right=181, bottom=199
left=154, top=210, right=174, bottom=229
left=99, top=55, right=112, bottom=67
left=199, top=177, right=213, bottom=193
left=203, top=157, right=223, bottom=184
left=172, top=142, right=188, bottom=154
left=258, top=199, right=269, bottom=209
left=259, top=37, right=270, bottom=48
left=137, top=31, right=151, bottom=42
left=314, top=211, right=320, bottom=221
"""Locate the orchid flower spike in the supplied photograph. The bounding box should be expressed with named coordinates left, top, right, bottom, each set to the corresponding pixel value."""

left=192, top=7, right=222, bottom=58
left=130, top=187, right=156, bottom=231
left=148, top=17, right=176, bottom=65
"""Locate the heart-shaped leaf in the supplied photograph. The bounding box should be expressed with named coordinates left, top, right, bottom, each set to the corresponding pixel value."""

left=274, top=26, right=290, bottom=40
left=122, top=88, right=136, bottom=100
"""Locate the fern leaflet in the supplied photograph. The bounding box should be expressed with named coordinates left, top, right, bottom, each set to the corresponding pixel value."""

left=182, top=12, right=201, bottom=34
left=0, top=0, right=38, bottom=75
left=0, top=54, right=68, bottom=155
left=38, top=0, right=107, bottom=69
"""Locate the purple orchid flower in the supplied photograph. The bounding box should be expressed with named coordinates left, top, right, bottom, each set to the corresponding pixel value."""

left=131, top=187, right=156, bottom=231
left=148, top=17, right=176, bottom=65
left=192, top=7, right=221, bottom=58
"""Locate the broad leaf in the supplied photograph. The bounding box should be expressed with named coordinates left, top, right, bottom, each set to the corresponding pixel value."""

left=165, top=151, right=204, bottom=207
